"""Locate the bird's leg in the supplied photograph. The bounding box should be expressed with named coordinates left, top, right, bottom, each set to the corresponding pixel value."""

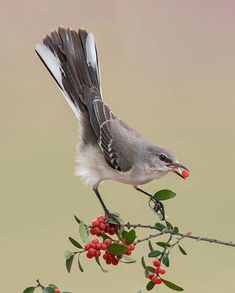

left=133, top=186, right=165, bottom=220
left=93, top=188, right=120, bottom=223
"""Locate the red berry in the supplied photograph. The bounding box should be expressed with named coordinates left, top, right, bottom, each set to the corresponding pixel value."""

left=156, top=267, right=166, bottom=275
left=55, top=289, right=61, bottom=293
left=182, top=169, right=190, bottom=178
left=129, top=244, right=135, bottom=251
left=92, top=220, right=100, bottom=227
left=148, top=274, right=154, bottom=280
left=153, top=259, right=161, bottom=267
left=106, top=258, right=112, bottom=265
left=92, top=239, right=99, bottom=244
left=101, top=243, right=107, bottom=250
left=86, top=252, right=93, bottom=259
left=109, top=226, right=116, bottom=234
left=84, top=244, right=90, bottom=251
left=87, top=248, right=96, bottom=257
left=112, top=258, right=119, bottom=265
left=152, top=276, right=162, bottom=285
left=89, top=243, right=96, bottom=249
left=96, top=243, right=102, bottom=250
left=104, top=239, right=112, bottom=245
left=98, top=216, right=106, bottom=222
left=125, top=250, right=132, bottom=256
left=90, top=228, right=96, bottom=235
left=95, top=250, right=101, bottom=257
left=99, top=222, right=106, bottom=230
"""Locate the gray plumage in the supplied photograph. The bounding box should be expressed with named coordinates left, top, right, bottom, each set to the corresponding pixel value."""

left=35, top=27, right=188, bottom=217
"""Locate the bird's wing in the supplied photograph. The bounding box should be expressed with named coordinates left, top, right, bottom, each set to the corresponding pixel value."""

left=92, top=99, right=142, bottom=172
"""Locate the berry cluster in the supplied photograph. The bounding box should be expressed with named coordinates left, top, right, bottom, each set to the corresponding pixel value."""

left=85, top=239, right=109, bottom=259
left=103, top=249, right=120, bottom=265
left=122, top=241, right=135, bottom=256
left=148, top=258, right=166, bottom=285
left=103, top=241, right=135, bottom=266
left=90, top=216, right=118, bottom=236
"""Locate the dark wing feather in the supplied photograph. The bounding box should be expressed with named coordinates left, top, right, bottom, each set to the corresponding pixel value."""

left=92, top=100, right=134, bottom=172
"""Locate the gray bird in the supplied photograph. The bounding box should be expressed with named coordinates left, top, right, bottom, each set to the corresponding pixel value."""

left=35, top=27, right=189, bottom=220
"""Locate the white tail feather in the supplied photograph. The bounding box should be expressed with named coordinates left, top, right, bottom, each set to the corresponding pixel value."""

left=35, top=43, right=81, bottom=119
left=85, top=33, right=102, bottom=93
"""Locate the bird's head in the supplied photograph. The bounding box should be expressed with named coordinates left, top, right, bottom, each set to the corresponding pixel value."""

left=147, top=146, right=190, bottom=179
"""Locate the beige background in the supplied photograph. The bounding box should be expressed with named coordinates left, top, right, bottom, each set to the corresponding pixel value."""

left=1, top=0, right=235, bottom=292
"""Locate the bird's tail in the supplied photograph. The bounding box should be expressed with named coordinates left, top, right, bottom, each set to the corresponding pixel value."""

left=35, top=27, right=102, bottom=119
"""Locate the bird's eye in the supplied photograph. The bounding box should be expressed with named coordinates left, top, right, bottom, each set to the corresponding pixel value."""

left=159, top=154, right=167, bottom=161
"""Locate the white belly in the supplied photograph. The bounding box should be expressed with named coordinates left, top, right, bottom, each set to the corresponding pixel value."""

left=75, top=143, right=166, bottom=187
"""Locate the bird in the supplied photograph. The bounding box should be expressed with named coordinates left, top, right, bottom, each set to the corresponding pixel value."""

left=35, top=27, right=189, bottom=220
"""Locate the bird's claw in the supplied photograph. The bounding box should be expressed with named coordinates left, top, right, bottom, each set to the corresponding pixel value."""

left=105, top=210, right=121, bottom=225
left=153, top=200, right=165, bottom=221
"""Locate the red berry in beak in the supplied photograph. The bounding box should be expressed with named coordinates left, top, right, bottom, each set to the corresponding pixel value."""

left=182, top=169, right=190, bottom=178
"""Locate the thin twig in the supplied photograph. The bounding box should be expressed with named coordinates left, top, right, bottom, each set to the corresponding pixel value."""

left=36, top=279, right=45, bottom=289
left=133, top=231, right=167, bottom=245
left=125, top=223, right=235, bottom=248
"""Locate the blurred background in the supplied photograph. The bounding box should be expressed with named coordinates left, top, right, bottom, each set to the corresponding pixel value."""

left=1, top=0, right=235, bottom=292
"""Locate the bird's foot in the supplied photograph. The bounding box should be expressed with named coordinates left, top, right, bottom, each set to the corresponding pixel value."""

left=153, top=200, right=165, bottom=221
left=104, top=210, right=123, bottom=225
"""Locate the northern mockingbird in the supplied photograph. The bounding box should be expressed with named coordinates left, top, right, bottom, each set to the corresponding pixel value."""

left=35, top=27, right=189, bottom=220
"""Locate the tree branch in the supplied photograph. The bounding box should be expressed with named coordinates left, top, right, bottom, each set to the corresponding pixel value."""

left=125, top=223, right=235, bottom=248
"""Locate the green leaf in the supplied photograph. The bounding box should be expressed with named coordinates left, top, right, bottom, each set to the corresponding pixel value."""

left=77, top=254, right=84, bottom=272
left=155, top=223, right=167, bottom=231
left=122, top=255, right=137, bottom=263
left=66, top=255, right=74, bottom=273
left=165, top=221, right=174, bottom=231
left=162, top=279, right=184, bottom=291
left=178, top=245, right=187, bottom=255
left=64, top=250, right=73, bottom=260
left=173, top=227, right=179, bottom=234
left=79, top=221, right=89, bottom=243
left=148, top=240, right=154, bottom=252
left=147, top=266, right=155, bottom=273
left=148, top=250, right=161, bottom=257
left=156, top=242, right=171, bottom=248
left=47, top=284, right=57, bottom=289
left=74, top=215, right=81, bottom=224
left=69, top=237, right=83, bottom=249
left=95, top=256, right=108, bottom=272
left=125, top=229, right=136, bottom=244
left=43, top=288, right=55, bottom=293
left=154, top=189, right=176, bottom=201
left=23, top=287, right=36, bottom=293
left=162, top=253, right=170, bottom=267
left=108, top=243, right=128, bottom=256
left=121, top=230, right=128, bottom=240
left=146, top=281, right=155, bottom=291
left=141, top=256, right=148, bottom=271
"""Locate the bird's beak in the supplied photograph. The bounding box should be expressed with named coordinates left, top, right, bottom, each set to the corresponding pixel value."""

left=168, top=162, right=190, bottom=179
